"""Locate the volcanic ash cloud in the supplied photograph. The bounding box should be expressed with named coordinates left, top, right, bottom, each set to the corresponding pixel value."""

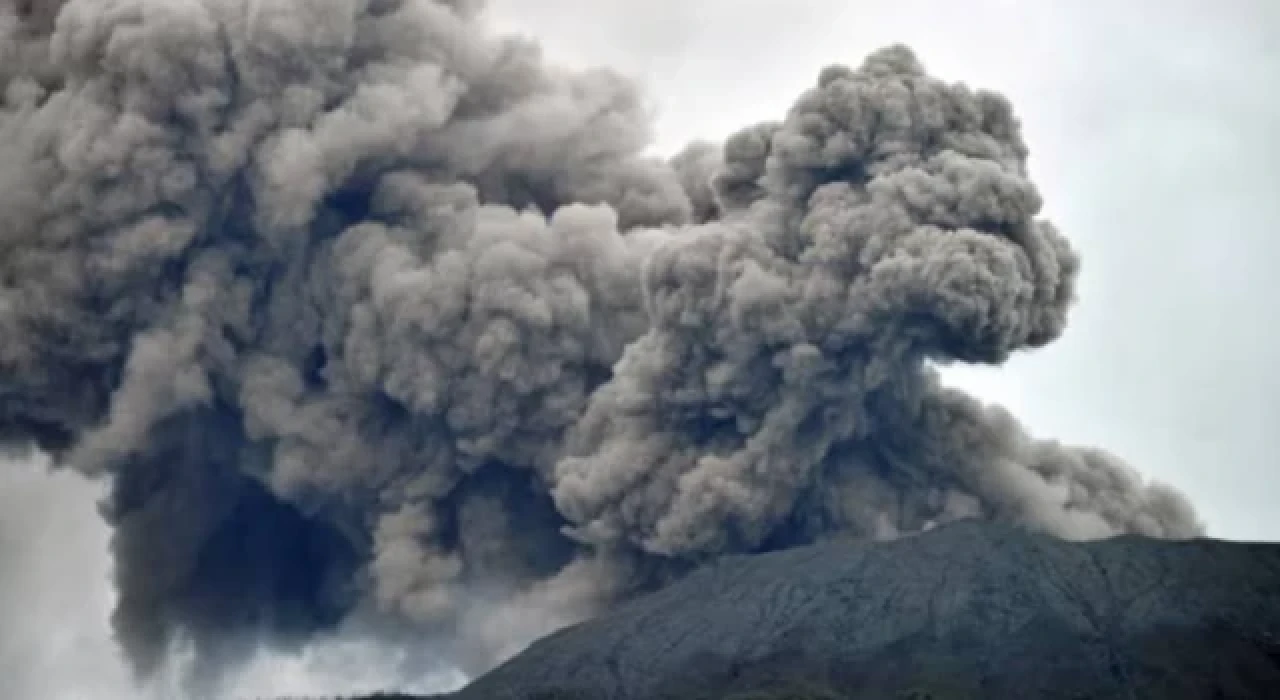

left=0, top=0, right=1200, bottom=688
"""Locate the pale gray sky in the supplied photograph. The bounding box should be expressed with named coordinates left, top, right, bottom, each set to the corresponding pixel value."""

left=4, top=2, right=1278, bottom=698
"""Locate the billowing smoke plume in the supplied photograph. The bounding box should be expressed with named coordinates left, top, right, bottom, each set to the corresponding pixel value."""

left=0, top=0, right=1200, bottom=691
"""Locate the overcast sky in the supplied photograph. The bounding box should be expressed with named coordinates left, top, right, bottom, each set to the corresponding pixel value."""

left=4, top=1, right=1278, bottom=698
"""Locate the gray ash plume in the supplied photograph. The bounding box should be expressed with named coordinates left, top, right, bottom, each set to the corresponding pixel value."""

left=0, top=0, right=1200, bottom=691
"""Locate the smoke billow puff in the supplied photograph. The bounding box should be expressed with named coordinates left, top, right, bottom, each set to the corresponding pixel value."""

left=0, top=0, right=1200, bottom=690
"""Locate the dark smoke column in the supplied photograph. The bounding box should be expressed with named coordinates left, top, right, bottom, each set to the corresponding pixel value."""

left=555, top=54, right=1200, bottom=557
left=0, top=0, right=1200, bottom=690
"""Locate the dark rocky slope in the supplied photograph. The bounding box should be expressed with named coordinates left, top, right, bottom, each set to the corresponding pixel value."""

left=432, top=521, right=1280, bottom=699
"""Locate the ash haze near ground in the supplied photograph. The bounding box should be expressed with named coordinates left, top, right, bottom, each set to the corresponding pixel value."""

left=0, top=1, right=1277, bottom=699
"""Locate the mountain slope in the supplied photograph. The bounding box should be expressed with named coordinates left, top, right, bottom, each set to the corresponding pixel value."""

left=443, top=521, right=1280, bottom=699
